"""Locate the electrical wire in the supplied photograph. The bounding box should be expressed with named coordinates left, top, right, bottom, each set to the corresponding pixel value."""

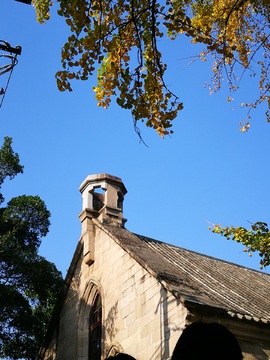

left=0, top=48, right=19, bottom=108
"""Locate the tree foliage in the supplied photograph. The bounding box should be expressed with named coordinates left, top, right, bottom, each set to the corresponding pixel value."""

left=30, top=0, right=270, bottom=264
left=0, top=137, right=63, bottom=359
left=208, top=221, right=270, bottom=269
left=32, top=0, right=269, bottom=136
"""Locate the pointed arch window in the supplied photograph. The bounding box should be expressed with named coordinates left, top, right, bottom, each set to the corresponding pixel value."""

left=89, top=292, right=102, bottom=360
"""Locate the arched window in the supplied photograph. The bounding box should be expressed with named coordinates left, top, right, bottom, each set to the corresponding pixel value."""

left=89, top=292, right=102, bottom=360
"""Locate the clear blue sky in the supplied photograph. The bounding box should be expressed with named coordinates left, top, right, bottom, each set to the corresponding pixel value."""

left=1, top=0, right=269, bottom=277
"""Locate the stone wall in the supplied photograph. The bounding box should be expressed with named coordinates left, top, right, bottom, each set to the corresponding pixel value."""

left=42, top=224, right=187, bottom=360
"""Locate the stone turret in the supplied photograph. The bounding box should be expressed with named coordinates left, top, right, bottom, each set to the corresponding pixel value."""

left=78, top=174, right=127, bottom=265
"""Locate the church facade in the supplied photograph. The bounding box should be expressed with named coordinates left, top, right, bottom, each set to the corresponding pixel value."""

left=38, top=174, right=270, bottom=360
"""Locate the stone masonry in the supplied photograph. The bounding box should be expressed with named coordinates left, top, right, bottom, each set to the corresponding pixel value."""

left=39, top=174, right=270, bottom=360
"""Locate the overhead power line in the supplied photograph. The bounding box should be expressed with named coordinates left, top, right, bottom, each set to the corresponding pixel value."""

left=0, top=41, right=22, bottom=108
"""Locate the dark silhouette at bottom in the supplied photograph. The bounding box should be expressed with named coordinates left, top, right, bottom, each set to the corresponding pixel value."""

left=105, top=353, right=136, bottom=360
left=171, top=322, right=243, bottom=360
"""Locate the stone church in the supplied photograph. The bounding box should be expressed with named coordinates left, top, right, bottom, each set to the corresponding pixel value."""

left=38, top=174, right=270, bottom=360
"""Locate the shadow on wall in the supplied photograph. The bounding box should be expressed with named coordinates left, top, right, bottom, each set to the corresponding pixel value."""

left=153, top=286, right=181, bottom=360
left=45, top=255, right=84, bottom=360
left=104, top=300, right=119, bottom=343
left=76, top=275, right=122, bottom=360
left=76, top=279, right=101, bottom=359
left=76, top=277, right=183, bottom=360
left=238, top=340, right=270, bottom=360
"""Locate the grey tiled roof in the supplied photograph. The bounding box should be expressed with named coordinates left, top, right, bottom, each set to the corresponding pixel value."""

left=101, top=223, right=270, bottom=324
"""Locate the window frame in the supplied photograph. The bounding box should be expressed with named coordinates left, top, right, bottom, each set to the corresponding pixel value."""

left=89, top=291, right=102, bottom=360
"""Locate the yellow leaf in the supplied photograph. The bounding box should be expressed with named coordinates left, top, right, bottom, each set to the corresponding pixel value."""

left=66, top=18, right=72, bottom=26
left=67, top=73, right=75, bottom=79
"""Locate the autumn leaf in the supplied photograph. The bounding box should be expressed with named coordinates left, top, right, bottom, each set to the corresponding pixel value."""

left=210, top=221, right=270, bottom=268
left=33, top=0, right=270, bottom=136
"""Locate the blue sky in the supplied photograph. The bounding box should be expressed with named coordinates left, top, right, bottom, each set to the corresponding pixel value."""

left=1, top=0, right=269, bottom=277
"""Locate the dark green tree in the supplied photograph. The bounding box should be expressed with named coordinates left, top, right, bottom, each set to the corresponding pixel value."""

left=0, top=137, right=63, bottom=359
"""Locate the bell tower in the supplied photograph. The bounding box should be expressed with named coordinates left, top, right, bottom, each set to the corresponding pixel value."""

left=78, top=174, right=127, bottom=265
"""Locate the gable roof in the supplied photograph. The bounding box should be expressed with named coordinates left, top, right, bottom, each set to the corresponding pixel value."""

left=39, top=219, right=270, bottom=358
left=100, top=222, right=270, bottom=324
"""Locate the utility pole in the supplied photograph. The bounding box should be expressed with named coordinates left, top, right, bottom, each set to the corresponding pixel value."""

left=0, top=42, right=22, bottom=108
left=0, top=0, right=31, bottom=107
